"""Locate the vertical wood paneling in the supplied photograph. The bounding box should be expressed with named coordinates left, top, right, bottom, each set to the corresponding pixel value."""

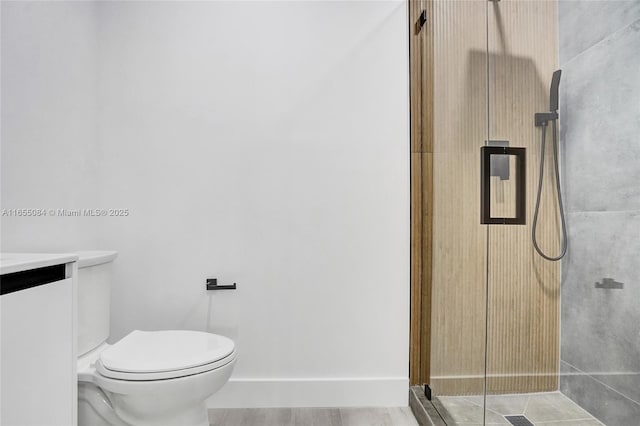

left=429, top=0, right=488, bottom=396
left=420, top=152, right=433, bottom=382
left=486, top=0, right=560, bottom=394
left=421, top=0, right=434, bottom=155
left=423, top=0, right=561, bottom=396
left=410, top=0, right=424, bottom=154
left=410, top=151, right=424, bottom=385
left=410, top=0, right=434, bottom=385
left=409, top=0, right=431, bottom=385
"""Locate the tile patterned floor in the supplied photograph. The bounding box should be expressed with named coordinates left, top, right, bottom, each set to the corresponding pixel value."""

left=209, top=407, right=420, bottom=426
left=432, top=392, right=604, bottom=425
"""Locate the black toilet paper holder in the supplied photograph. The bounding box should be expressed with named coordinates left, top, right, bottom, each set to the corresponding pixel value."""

left=206, top=278, right=237, bottom=290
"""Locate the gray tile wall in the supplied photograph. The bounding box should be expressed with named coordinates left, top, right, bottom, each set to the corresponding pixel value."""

left=558, top=2, right=640, bottom=425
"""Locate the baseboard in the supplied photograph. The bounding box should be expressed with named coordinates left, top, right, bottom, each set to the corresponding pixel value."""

left=430, top=374, right=558, bottom=396
left=206, top=377, right=409, bottom=408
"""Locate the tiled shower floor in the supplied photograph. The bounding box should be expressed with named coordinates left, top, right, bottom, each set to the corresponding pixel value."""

left=430, top=391, right=604, bottom=425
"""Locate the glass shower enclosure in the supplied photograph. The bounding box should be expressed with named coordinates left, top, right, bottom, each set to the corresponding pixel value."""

left=422, top=1, right=640, bottom=425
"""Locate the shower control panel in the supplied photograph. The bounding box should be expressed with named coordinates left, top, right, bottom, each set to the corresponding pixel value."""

left=481, top=145, right=526, bottom=225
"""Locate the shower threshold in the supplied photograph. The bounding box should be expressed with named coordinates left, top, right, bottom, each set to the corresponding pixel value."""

left=409, top=386, right=604, bottom=426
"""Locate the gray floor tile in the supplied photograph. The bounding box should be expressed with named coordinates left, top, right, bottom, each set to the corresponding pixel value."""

left=292, top=408, right=342, bottom=426
left=209, top=408, right=293, bottom=426
left=210, top=407, right=419, bottom=426
left=339, top=408, right=393, bottom=426
left=434, top=396, right=508, bottom=424
left=255, top=408, right=294, bottom=426
left=433, top=396, right=483, bottom=424
left=209, top=408, right=248, bottom=426
left=534, top=420, right=602, bottom=426
left=386, top=407, right=420, bottom=426
left=524, top=393, right=596, bottom=423
left=338, top=407, right=419, bottom=426
left=208, top=408, right=228, bottom=425
left=466, top=394, right=529, bottom=416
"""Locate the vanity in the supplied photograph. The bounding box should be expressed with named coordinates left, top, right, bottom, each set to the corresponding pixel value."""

left=1, top=253, right=78, bottom=426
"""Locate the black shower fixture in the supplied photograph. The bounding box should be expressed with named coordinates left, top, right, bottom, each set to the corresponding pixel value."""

left=549, top=69, right=561, bottom=111
left=532, top=69, right=568, bottom=261
left=534, top=70, right=561, bottom=127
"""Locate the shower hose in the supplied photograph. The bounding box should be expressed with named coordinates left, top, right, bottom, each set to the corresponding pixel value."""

left=532, top=120, right=568, bottom=261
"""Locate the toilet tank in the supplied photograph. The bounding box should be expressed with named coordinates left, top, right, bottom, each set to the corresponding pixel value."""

left=77, top=250, right=118, bottom=356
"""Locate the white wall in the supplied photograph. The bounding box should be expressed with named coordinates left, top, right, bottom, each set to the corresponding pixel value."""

left=1, top=1, right=99, bottom=251
left=2, top=0, right=410, bottom=407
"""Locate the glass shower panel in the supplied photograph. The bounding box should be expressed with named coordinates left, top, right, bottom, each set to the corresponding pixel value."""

left=424, top=1, right=638, bottom=424
left=556, top=1, right=640, bottom=425
left=485, top=0, right=562, bottom=406
left=427, top=0, right=489, bottom=420
left=485, top=1, right=640, bottom=425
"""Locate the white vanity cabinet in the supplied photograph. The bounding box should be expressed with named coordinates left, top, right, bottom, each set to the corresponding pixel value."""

left=1, top=254, right=78, bottom=426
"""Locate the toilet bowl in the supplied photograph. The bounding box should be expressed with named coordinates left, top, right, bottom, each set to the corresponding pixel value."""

left=75, top=251, right=236, bottom=426
left=78, top=330, right=236, bottom=426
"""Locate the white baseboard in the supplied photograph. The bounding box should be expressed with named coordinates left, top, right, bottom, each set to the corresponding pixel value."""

left=206, top=377, right=409, bottom=408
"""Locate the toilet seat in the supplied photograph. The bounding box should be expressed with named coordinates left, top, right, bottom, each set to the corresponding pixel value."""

left=96, top=350, right=236, bottom=381
left=95, top=330, right=236, bottom=381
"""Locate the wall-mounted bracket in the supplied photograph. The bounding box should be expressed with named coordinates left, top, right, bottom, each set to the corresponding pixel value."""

left=534, top=112, right=558, bottom=127
left=424, top=384, right=432, bottom=401
left=419, top=10, right=427, bottom=28
left=415, top=10, right=427, bottom=34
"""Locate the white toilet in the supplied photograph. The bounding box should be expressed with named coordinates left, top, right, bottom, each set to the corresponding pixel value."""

left=76, top=251, right=236, bottom=426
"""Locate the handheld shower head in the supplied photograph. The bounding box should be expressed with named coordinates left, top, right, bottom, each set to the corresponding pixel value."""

left=532, top=69, right=568, bottom=261
left=534, top=69, right=562, bottom=127
left=549, top=69, right=561, bottom=112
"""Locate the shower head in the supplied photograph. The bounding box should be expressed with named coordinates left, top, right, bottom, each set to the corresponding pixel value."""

left=549, top=69, right=561, bottom=112
left=535, top=69, right=562, bottom=127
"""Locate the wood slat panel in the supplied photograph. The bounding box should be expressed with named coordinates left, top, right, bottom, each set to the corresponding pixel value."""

left=409, top=0, right=434, bottom=386
left=422, top=0, right=434, bottom=155
left=409, top=0, right=425, bottom=385
left=410, top=0, right=424, bottom=154
left=429, top=0, right=489, bottom=396
left=410, top=151, right=424, bottom=385
left=426, top=0, right=560, bottom=396
left=420, top=152, right=433, bottom=383
left=486, top=0, right=560, bottom=394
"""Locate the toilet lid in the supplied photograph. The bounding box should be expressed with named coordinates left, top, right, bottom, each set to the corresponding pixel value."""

left=100, top=330, right=235, bottom=373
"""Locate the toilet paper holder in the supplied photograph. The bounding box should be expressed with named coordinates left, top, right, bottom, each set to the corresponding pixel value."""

left=206, top=278, right=237, bottom=290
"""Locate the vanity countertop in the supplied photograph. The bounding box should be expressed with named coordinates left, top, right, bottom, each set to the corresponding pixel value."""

left=0, top=253, right=78, bottom=275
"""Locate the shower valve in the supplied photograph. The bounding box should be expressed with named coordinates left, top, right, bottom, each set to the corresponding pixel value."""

left=534, top=112, right=558, bottom=127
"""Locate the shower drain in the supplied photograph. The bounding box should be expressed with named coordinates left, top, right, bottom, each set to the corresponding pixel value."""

left=505, top=415, right=534, bottom=426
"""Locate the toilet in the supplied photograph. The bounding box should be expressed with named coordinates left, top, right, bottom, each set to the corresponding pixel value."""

left=76, top=251, right=236, bottom=426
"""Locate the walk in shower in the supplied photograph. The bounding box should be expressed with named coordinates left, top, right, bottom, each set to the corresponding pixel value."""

left=409, top=1, right=640, bottom=425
